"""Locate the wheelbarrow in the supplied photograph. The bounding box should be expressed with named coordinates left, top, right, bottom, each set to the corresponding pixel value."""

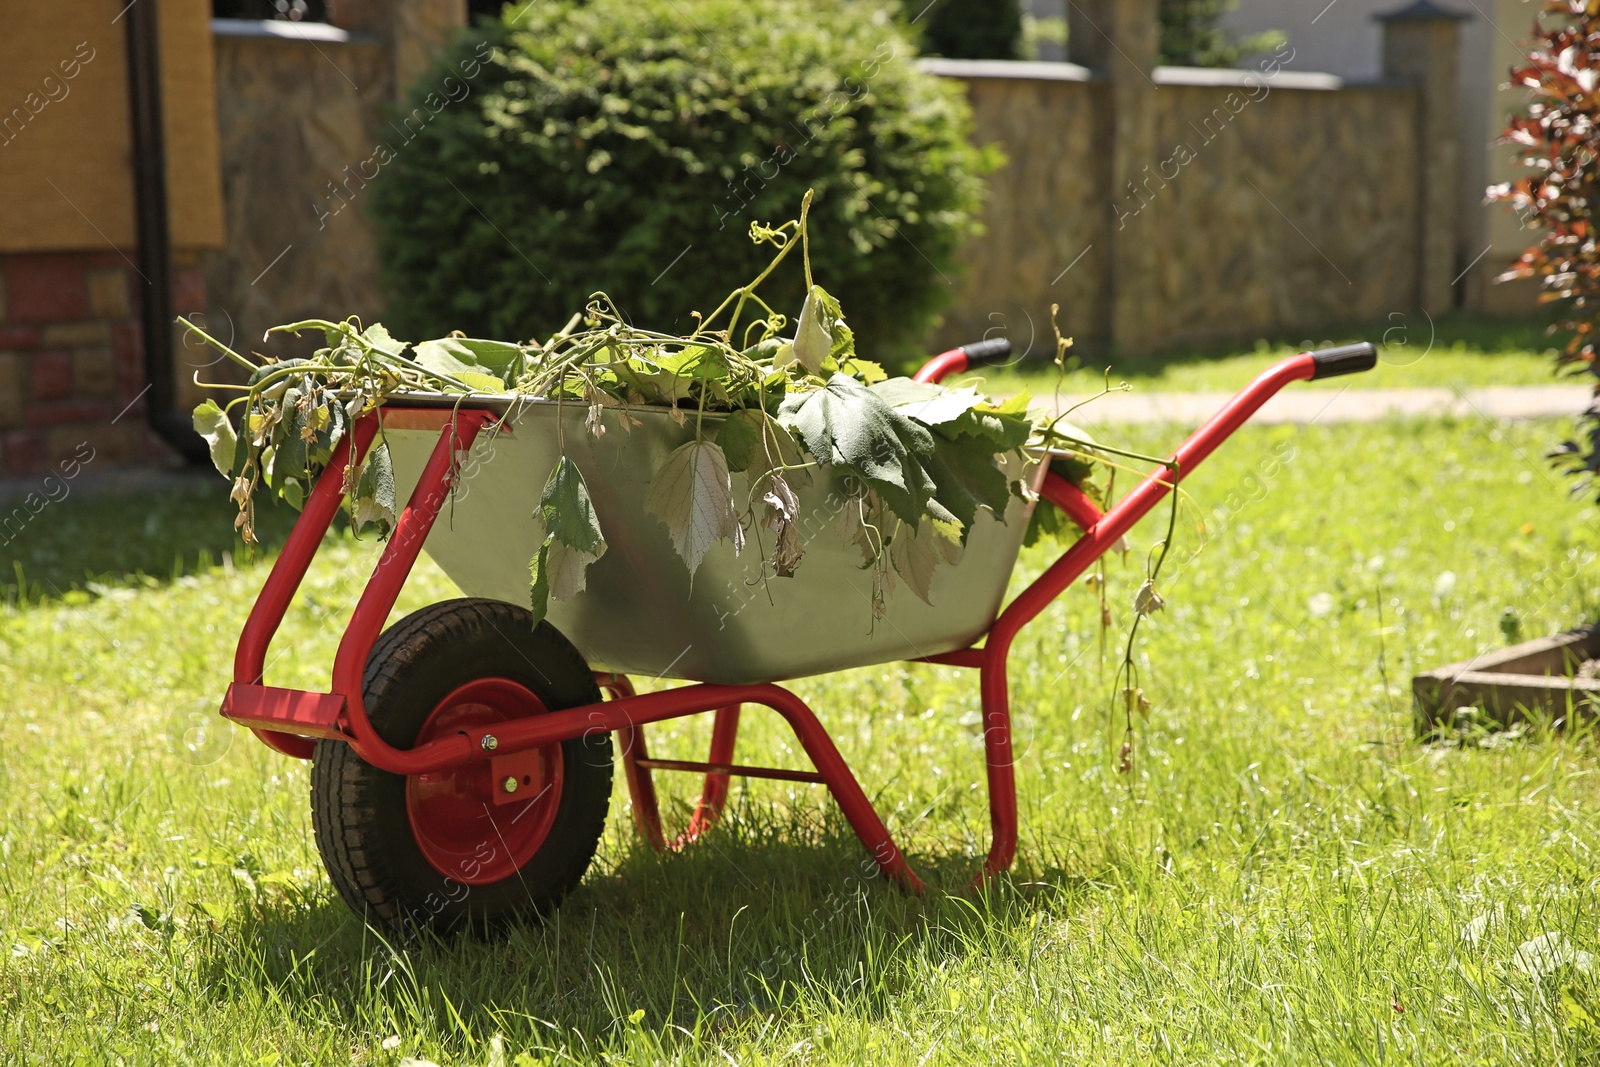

left=216, top=339, right=1377, bottom=929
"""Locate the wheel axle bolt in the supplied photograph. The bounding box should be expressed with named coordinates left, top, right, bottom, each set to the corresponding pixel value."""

left=481, top=734, right=498, bottom=752
left=502, top=776, right=519, bottom=794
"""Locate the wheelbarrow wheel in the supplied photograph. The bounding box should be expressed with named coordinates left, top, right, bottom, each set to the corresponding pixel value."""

left=310, top=597, right=611, bottom=932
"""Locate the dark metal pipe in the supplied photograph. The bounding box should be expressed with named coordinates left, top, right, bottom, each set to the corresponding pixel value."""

left=124, top=0, right=206, bottom=463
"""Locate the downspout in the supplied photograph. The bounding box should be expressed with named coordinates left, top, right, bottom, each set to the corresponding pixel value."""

left=124, top=0, right=206, bottom=464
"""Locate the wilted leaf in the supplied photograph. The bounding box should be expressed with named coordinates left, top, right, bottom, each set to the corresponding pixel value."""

left=547, top=541, right=600, bottom=599
left=352, top=441, right=396, bottom=534
left=888, top=516, right=962, bottom=604
left=192, top=400, right=237, bottom=478
left=644, top=440, right=742, bottom=578
left=1514, top=933, right=1579, bottom=978
left=793, top=287, right=833, bottom=375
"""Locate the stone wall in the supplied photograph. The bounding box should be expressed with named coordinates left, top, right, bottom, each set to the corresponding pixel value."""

left=928, top=0, right=1465, bottom=357
left=1140, top=81, right=1420, bottom=347
left=928, top=63, right=1110, bottom=356
left=202, top=25, right=393, bottom=369
left=201, top=4, right=467, bottom=370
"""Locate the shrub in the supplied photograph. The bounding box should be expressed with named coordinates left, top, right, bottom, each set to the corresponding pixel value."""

left=919, top=0, right=1022, bottom=60
left=1491, top=1, right=1600, bottom=493
left=369, top=0, right=994, bottom=365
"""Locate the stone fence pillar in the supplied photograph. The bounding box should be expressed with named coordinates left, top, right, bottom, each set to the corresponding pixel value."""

left=1378, top=1, right=1469, bottom=314
left=1069, top=0, right=1159, bottom=353
left=327, top=0, right=466, bottom=98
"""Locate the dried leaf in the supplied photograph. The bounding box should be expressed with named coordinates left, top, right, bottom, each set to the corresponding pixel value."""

left=1134, top=579, right=1166, bottom=615
left=761, top=471, right=804, bottom=576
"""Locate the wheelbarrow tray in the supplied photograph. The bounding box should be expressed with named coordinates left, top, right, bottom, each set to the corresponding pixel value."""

left=382, top=395, right=1045, bottom=685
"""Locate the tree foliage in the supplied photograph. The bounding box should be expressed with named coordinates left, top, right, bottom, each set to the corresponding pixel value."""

left=919, top=0, right=1023, bottom=60
left=1491, top=1, right=1600, bottom=495
left=1159, top=0, right=1284, bottom=68
left=368, top=0, right=993, bottom=365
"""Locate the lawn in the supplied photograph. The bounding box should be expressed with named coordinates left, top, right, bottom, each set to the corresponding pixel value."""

left=3, top=412, right=1600, bottom=1064
left=976, top=313, right=1574, bottom=395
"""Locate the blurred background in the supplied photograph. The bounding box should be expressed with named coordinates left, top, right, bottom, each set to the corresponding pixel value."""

left=0, top=0, right=1529, bottom=476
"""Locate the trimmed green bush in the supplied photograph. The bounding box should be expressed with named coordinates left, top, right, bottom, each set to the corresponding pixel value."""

left=369, top=0, right=994, bottom=364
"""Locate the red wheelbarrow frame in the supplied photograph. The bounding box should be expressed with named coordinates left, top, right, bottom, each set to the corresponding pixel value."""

left=218, top=344, right=1374, bottom=893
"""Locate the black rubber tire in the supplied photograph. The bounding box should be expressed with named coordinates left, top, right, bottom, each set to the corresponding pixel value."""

left=311, top=598, right=611, bottom=932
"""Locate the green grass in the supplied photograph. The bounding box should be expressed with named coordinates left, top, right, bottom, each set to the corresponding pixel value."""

left=973, top=313, right=1576, bottom=395
left=3, top=416, right=1600, bottom=1064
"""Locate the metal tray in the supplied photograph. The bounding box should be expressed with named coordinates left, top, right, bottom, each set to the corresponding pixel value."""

left=383, top=397, right=1043, bottom=684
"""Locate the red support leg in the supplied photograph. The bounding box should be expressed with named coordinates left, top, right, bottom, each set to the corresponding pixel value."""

left=675, top=705, right=741, bottom=847
left=600, top=673, right=669, bottom=852
left=231, top=415, right=378, bottom=759
left=976, top=661, right=1020, bottom=883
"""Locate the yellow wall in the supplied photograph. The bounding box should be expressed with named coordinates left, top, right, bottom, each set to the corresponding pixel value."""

left=0, top=0, right=224, bottom=252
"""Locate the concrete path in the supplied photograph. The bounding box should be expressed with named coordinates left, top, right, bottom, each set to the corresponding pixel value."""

left=1036, top=383, right=1593, bottom=427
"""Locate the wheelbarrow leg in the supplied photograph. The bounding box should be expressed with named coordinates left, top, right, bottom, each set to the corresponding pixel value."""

left=675, top=705, right=741, bottom=847
left=977, top=664, right=1019, bottom=883
left=600, top=674, right=670, bottom=852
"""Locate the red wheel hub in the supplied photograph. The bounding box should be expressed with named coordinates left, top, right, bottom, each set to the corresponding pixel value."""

left=405, top=678, right=564, bottom=885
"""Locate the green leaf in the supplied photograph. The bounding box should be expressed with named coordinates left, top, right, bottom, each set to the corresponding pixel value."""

left=352, top=441, right=396, bottom=535
left=273, top=391, right=309, bottom=482
left=359, top=322, right=408, bottom=357
left=715, top=409, right=808, bottom=483
left=940, top=403, right=1034, bottom=451
left=925, top=435, right=1012, bottom=537
left=715, top=409, right=764, bottom=473
left=528, top=458, right=607, bottom=618
left=537, top=456, right=606, bottom=555
left=741, top=336, right=789, bottom=364
left=1023, top=498, right=1070, bottom=548
left=779, top=373, right=936, bottom=528
left=191, top=400, right=237, bottom=478
left=840, top=357, right=885, bottom=384
left=643, top=440, right=742, bottom=578
left=245, top=358, right=310, bottom=389
left=412, top=336, right=526, bottom=388
left=230, top=417, right=252, bottom=477
left=871, top=378, right=984, bottom=427
left=529, top=541, right=553, bottom=625
left=613, top=356, right=696, bottom=405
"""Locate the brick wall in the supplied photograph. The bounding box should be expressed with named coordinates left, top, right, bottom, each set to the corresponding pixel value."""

left=0, top=250, right=203, bottom=478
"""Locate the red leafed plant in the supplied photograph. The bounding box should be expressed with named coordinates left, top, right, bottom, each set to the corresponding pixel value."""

left=1490, top=1, right=1600, bottom=491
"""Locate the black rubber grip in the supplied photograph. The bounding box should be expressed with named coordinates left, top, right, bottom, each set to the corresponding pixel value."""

left=959, top=337, right=1013, bottom=366
left=1308, top=342, right=1377, bottom=379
